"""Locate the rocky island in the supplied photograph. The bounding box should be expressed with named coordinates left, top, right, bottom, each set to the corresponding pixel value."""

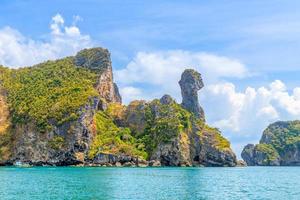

left=242, top=120, right=300, bottom=166
left=0, top=47, right=237, bottom=167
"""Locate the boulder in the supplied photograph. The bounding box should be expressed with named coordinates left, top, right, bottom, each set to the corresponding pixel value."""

left=160, top=94, right=175, bottom=105
left=149, top=160, right=161, bottom=167
left=236, top=160, right=247, bottom=167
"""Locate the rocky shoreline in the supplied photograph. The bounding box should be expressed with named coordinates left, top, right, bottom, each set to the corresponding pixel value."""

left=1, top=152, right=247, bottom=167
left=0, top=153, right=156, bottom=167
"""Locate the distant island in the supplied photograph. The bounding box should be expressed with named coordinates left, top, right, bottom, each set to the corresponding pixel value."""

left=0, top=47, right=238, bottom=167
left=242, top=121, right=300, bottom=166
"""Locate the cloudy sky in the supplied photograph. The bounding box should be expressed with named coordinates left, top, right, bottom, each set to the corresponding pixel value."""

left=1, top=0, right=300, bottom=157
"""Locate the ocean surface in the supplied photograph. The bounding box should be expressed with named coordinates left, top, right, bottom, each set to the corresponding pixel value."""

left=0, top=167, right=300, bottom=200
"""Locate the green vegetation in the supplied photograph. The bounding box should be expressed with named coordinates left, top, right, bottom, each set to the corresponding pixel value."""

left=248, top=121, right=300, bottom=164
left=74, top=48, right=109, bottom=73
left=202, top=124, right=231, bottom=150
left=0, top=91, right=10, bottom=134
left=48, top=136, right=65, bottom=150
left=0, top=131, right=12, bottom=161
left=104, top=99, right=232, bottom=159
left=93, top=99, right=193, bottom=159
left=262, top=121, right=300, bottom=153
left=0, top=58, right=98, bottom=132
left=89, top=111, right=147, bottom=159
left=105, top=102, right=126, bottom=123
left=130, top=99, right=192, bottom=156
left=0, top=54, right=233, bottom=161
left=256, top=143, right=279, bottom=164
left=212, top=131, right=230, bottom=150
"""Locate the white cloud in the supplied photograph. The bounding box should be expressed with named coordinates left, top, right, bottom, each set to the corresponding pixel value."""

left=116, top=51, right=248, bottom=85
left=51, top=14, right=65, bottom=35
left=72, top=15, right=83, bottom=25
left=201, top=80, right=300, bottom=135
left=199, top=80, right=300, bottom=157
left=116, top=50, right=248, bottom=103
left=270, top=80, right=286, bottom=91
left=0, top=14, right=92, bottom=68
left=257, top=106, right=279, bottom=119
left=116, top=51, right=300, bottom=132
left=120, top=86, right=144, bottom=103
left=52, top=14, right=64, bottom=24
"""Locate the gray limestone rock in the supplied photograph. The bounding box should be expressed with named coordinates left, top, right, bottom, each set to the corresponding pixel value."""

left=179, top=69, right=205, bottom=120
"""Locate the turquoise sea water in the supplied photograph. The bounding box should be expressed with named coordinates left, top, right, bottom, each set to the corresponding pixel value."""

left=0, top=167, right=300, bottom=200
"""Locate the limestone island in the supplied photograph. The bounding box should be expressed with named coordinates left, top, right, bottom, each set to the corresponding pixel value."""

left=0, top=47, right=237, bottom=167
left=242, top=120, right=300, bottom=166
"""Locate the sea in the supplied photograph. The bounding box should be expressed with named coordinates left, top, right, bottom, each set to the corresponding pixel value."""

left=0, top=167, right=299, bottom=200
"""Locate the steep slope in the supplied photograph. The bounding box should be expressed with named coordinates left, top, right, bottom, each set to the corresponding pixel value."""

left=242, top=121, right=300, bottom=166
left=74, top=48, right=122, bottom=106
left=119, top=97, right=236, bottom=166
left=0, top=87, right=11, bottom=163
left=0, top=48, right=123, bottom=165
left=0, top=48, right=237, bottom=167
left=103, top=69, right=237, bottom=167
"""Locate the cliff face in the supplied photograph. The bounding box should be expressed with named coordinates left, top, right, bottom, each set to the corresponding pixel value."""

left=0, top=91, right=9, bottom=134
left=114, top=69, right=237, bottom=167
left=0, top=89, right=11, bottom=163
left=74, top=48, right=122, bottom=106
left=242, top=121, right=300, bottom=166
left=0, top=48, right=121, bottom=166
left=0, top=48, right=236, bottom=167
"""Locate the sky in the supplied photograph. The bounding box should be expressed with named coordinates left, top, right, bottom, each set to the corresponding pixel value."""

left=1, top=0, right=300, bottom=158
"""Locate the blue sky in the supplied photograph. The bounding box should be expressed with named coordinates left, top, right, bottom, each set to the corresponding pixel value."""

left=1, top=0, right=300, bottom=157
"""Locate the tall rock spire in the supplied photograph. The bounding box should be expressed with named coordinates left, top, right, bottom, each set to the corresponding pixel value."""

left=179, top=69, right=205, bottom=121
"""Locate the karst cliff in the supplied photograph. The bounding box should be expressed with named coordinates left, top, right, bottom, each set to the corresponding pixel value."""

left=242, top=121, right=300, bottom=166
left=0, top=47, right=237, bottom=167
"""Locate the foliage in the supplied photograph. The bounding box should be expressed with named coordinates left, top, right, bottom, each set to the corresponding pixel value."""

left=0, top=130, right=12, bottom=160
left=74, top=48, right=109, bottom=73
left=0, top=58, right=98, bottom=132
left=262, top=121, right=300, bottom=154
left=256, top=143, right=279, bottom=163
left=88, top=111, right=147, bottom=159
left=105, top=102, right=126, bottom=124
left=48, top=136, right=65, bottom=150
left=202, top=124, right=231, bottom=150
left=0, top=58, right=234, bottom=161
left=252, top=121, right=300, bottom=164
left=136, top=99, right=192, bottom=156
left=0, top=91, right=10, bottom=135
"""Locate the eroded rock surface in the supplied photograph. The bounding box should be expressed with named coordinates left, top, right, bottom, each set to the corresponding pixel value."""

left=179, top=69, right=205, bottom=121
left=0, top=89, right=11, bottom=163
left=1, top=48, right=121, bottom=166
left=75, top=48, right=122, bottom=105
left=121, top=77, right=237, bottom=167
left=0, top=48, right=237, bottom=167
